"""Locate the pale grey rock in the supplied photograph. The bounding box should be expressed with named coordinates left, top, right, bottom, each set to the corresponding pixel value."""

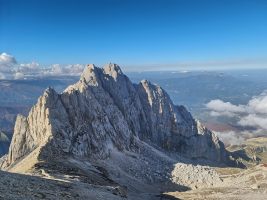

left=171, top=163, right=222, bottom=189
left=2, top=64, right=228, bottom=169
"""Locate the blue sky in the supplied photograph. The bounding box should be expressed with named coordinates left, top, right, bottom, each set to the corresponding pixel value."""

left=1, top=0, right=267, bottom=70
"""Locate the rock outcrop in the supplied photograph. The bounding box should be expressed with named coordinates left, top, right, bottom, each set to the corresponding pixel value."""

left=2, top=64, right=228, bottom=168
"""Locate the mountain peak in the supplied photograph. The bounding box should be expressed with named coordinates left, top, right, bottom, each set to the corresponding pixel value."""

left=80, top=64, right=100, bottom=86
left=80, top=64, right=96, bottom=77
left=44, top=87, right=57, bottom=96
left=140, top=79, right=151, bottom=86
left=103, top=63, right=123, bottom=80
left=104, top=63, right=122, bottom=73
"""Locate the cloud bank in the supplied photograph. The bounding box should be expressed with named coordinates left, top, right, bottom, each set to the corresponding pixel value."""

left=0, top=52, right=85, bottom=79
left=206, top=93, right=267, bottom=145
left=206, top=92, right=267, bottom=130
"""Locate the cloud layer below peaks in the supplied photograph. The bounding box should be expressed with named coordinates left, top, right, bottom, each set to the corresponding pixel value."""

left=0, top=52, right=84, bottom=79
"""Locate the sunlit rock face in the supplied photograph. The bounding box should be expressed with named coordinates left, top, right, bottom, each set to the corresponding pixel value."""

left=3, top=64, right=228, bottom=168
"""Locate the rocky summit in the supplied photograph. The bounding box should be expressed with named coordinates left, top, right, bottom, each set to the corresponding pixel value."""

left=1, top=64, right=233, bottom=199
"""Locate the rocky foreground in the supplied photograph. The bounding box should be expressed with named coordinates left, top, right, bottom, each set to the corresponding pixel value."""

left=167, top=164, right=267, bottom=200
left=1, top=152, right=267, bottom=199
left=0, top=64, right=265, bottom=199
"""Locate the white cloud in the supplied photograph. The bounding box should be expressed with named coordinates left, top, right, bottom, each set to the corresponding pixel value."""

left=206, top=92, right=267, bottom=131
left=206, top=99, right=246, bottom=115
left=214, top=131, right=245, bottom=146
left=0, top=52, right=85, bottom=79
left=14, top=72, right=25, bottom=80
left=214, top=129, right=264, bottom=146
left=247, top=92, right=267, bottom=114
left=42, top=64, right=85, bottom=76
left=0, top=53, right=17, bottom=73
left=238, top=114, right=267, bottom=130
left=51, top=64, right=63, bottom=75
left=19, top=61, right=40, bottom=73
left=0, top=53, right=17, bottom=65
left=0, top=73, right=6, bottom=80
left=209, top=110, right=237, bottom=117
left=66, top=64, right=84, bottom=74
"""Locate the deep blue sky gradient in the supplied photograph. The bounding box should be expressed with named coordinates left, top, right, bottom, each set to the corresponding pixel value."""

left=1, top=0, right=267, bottom=70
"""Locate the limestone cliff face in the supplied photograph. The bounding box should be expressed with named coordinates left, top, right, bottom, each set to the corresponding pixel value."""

left=3, top=64, right=228, bottom=167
